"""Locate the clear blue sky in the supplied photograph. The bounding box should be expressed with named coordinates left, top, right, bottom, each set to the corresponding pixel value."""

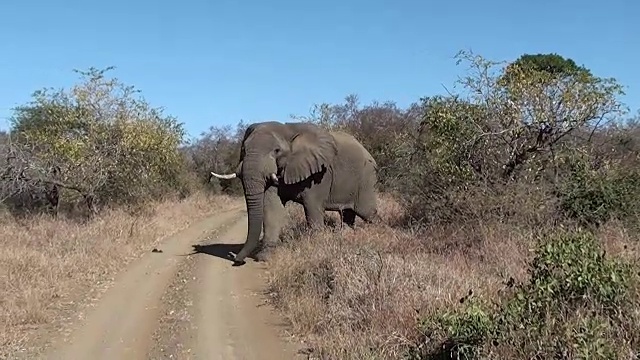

left=0, top=0, right=637, bottom=138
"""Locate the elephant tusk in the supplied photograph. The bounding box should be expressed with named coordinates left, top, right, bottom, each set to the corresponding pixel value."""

left=210, top=171, right=237, bottom=180
left=269, top=173, right=279, bottom=185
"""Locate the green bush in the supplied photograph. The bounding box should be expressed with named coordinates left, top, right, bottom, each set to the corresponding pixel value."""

left=2, top=67, right=189, bottom=216
left=414, top=230, right=639, bottom=359
left=559, top=154, right=640, bottom=227
left=410, top=297, right=494, bottom=360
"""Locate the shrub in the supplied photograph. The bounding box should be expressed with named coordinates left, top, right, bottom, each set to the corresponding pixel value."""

left=559, top=153, right=640, bottom=227
left=416, top=229, right=640, bottom=359
left=410, top=297, right=494, bottom=360
left=1, top=67, right=190, bottom=216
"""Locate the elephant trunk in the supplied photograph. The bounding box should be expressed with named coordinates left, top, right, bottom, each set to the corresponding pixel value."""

left=233, top=157, right=266, bottom=263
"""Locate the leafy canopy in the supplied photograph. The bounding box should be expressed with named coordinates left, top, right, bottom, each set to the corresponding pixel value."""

left=8, top=66, right=187, bottom=208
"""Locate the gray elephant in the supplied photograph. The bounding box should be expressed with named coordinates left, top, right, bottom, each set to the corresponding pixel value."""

left=210, top=121, right=378, bottom=266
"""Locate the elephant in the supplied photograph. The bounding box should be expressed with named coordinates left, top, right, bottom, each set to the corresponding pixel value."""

left=210, top=121, right=378, bottom=266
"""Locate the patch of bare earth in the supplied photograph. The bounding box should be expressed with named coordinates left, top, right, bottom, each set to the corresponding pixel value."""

left=0, top=191, right=238, bottom=359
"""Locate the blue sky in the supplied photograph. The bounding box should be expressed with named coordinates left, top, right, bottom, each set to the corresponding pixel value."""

left=0, top=0, right=637, bottom=138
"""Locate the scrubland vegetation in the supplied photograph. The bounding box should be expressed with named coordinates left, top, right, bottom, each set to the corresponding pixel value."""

left=2, top=50, right=639, bottom=359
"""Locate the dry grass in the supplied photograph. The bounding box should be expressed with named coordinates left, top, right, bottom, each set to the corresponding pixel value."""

left=265, top=194, right=638, bottom=359
left=0, top=191, right=238, bottom=357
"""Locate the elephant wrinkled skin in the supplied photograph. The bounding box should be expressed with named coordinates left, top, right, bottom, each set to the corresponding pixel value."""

left=210, top=121, right=378, bottom=266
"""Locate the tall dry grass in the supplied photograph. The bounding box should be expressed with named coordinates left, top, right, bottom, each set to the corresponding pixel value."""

left=265, top=194, right=639, bottom=359
left=0, top=192, right=237, bottom=357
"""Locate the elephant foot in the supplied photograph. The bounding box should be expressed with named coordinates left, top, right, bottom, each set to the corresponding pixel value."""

left=252, top=247, right=271, bottom=262
left=306, top=224, right=324, bottom=235
left=227, top=251, right=246, bottom=266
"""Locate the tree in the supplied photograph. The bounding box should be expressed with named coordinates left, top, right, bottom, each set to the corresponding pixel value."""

left=454, top=50, right=626, bottom=182
left=2, top=67, right=187, bottom=216
left=183, top=120, right=248, bottom=195
left=502, top=53, right=592, bottom=80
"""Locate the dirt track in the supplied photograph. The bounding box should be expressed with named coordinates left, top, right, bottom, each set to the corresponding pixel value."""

left=44, top=207, right=303, bottom=360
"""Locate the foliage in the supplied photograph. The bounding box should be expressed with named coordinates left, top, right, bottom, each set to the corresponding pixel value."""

left=415, top=230, right=640, bottom=359
left=412, top=51, right=627, bottom=225
left=1, top=67, right=188, bottom=216
left=456, top=50, right=625, bottom=181
left=416, top=96, right=482, bottom=182
left=501, top=53, right=593, bottom=82
left=181, top=120, right=248, bottom=195
left=558, top=151, right=640, bottom=227
left=409, top=297, right=494, bottom=360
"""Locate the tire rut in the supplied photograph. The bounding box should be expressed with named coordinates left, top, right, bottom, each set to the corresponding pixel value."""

left=146, top=218, right=239, bottom=359
left=147, top=254, right=198, bottom=359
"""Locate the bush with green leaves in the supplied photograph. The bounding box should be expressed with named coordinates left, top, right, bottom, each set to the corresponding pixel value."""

left=408, top=297, right=494, bottom=360
left=413, top=230, right=639, bottom=359
left=558, top=152, right=640, bottom=227
left=2, top=67, right=188, bottom=215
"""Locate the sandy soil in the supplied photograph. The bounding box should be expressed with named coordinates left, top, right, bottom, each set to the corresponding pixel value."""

left=42, top=207, right=303, bottom=360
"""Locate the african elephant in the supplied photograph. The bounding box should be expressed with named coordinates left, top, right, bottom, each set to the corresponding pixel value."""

left=210, top=121, right=378, bottom=265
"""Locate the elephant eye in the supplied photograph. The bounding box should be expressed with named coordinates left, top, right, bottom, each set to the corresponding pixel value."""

left=274, top=147, right=281, bottom=154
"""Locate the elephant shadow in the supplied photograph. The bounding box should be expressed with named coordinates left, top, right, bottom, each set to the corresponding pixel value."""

left=190, top=243, right=262, bottom=264
left=191, top=213, right=343, bottom=265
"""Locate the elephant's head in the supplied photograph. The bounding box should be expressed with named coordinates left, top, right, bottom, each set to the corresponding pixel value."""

left=210, top=121, right=338, bottom=263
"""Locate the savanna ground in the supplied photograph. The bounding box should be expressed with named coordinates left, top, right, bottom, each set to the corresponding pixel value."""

left=268, top=194, right=639, bottom=359
left=0, top=192, right=237, bottom=357
left=2, top=51, right=640, bottom=359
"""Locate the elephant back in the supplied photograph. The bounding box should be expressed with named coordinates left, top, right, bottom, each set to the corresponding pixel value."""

left=329, top=131, right=378, bottom=169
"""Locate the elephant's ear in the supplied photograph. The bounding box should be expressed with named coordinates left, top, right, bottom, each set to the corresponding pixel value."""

left=282, top=127, right=337, bottom=185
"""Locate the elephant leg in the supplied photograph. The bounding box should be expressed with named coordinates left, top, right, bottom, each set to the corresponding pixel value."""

left=352, top=164, right=378, bottom=225
left=354, top=188, right=378, bottom=225
left=303, top=202, right=325, bottom=230
left=254, top=187, right=286, bottom=261
left=342, top=209, right=357, bottom=227
left=233, top=188, right=285, bottom=265
left=355, top=206, right=378, bottom=224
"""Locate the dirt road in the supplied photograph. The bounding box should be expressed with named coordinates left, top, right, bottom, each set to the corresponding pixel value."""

left=45, top=207, right=303, bottom=360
